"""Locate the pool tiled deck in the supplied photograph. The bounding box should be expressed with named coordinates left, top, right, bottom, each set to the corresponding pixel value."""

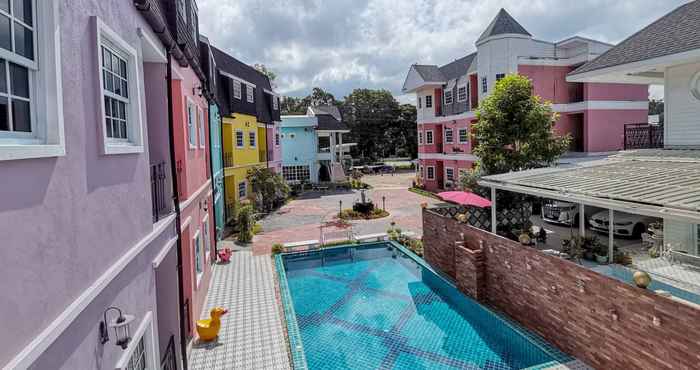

left=189, top=251, right=291, bottom=370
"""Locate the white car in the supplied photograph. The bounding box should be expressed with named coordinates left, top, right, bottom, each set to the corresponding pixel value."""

left=541, top=200, right=601, bottom=226
left=588, top=210, right=655, bottom=238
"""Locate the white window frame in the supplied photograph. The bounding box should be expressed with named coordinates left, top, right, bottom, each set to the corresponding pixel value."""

left=202, top=214, right=211, bottom=263
left=417, top=96, right=421, bottom=109
left=457, top=84, right=467, bottom=102
left=0, top=0, right=67, bottom=161
left=238, top=180, right=247, bottom=199
left=444, top=128, right=453, bottom=144
left=282, top=165, right=311, bottom=184
left=198, top=105, right=205, bottom=148
left=418, top=130, right=423, bottom=145
left=425, top=94, right=432, bottom=108
left=186, top=97, right=196, bottom=149
left=194, top=229, right=203, bottom=287
left=458, top=128, right=469, bottom=143
left=235, top=129, right=244, bottom=148
left=115, top=311, right=158, bottom=370
left=233, top=79, right=241, bottom=100
left=425, top=130, right=434, bottom=145
left=248, top=130, right=256, bottom=148
left=275, top=131, right=280, bottom=147
left=246, top=83, right=254, bottom=103
left=445, top=167, right=455, bottom=181
left=95, top=17, right=144, bottom=155
left=444, top=90, right=453, bottom=105
left=426, top=166, right=435, bottom=180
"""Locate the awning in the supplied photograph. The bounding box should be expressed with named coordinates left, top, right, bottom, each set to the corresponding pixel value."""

left=437, top=191, right=492, bottom=208
left=479, top=150, right=700, bottom=223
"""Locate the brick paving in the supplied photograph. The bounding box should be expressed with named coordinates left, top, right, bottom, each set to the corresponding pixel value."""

left=250, top=173, right=440, bottom=255
left=189, top=251, right=291, bottom=370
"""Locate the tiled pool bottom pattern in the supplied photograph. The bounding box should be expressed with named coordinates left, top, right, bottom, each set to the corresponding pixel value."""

left=280, top=244, right=570, bottom=370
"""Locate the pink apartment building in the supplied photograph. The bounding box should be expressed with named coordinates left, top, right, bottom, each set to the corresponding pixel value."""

left=403, top=9, right=649, bottom=192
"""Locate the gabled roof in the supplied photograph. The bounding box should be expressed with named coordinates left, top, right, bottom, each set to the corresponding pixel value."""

left=439, top=53, right=477, bottom=80
left=477, top=8, right=531, bottom=44
left=570, top=1, right=700, bottom=76
left=413, top=65, right=446, bottom=82
left=307, top=106, right=349, bottom=131
left=211, top=45, right=261, bottom=86
left=309, top=105, right=342, bottom=122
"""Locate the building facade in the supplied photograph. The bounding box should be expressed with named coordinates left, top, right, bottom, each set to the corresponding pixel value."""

left=1, top=1, right=184, bottom=369
left=280, top=106, right=351, bottom=184
left=403, top=8, right=649, bottom=192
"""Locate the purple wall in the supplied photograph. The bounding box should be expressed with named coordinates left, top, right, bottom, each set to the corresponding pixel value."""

left=0, top=1, right=177, bottom=368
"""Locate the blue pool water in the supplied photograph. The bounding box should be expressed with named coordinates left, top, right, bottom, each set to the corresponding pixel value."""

left=276, top=242, right=570, bottom=370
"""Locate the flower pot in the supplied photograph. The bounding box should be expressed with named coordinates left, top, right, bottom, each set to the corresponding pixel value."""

left=583, top=251, right=595, bottom=261
left=595, top=254, right=609, bottom=264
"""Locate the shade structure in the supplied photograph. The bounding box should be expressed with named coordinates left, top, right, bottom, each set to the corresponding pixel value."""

left=437, top=191, right=492, bottom=208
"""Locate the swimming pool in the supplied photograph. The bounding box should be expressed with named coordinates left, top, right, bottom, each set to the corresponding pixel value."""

left=276, top=242, right=572, bottom=370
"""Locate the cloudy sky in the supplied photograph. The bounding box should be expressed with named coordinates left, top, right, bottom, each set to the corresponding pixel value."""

left=199, top=0, right=685, bottom=101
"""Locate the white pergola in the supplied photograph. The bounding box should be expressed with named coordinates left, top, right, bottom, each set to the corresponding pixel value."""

left=479, top=150, right=700, bottom=258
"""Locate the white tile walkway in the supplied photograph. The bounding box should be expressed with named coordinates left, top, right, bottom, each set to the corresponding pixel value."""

left=189, top=251, right=291, bottom=370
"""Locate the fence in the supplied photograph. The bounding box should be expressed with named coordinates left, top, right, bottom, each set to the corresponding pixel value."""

left=624, top=123, right=664, bottom=149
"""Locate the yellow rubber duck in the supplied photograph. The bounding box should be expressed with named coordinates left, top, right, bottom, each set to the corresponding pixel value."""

left=196, top=307, right=228, bottom=342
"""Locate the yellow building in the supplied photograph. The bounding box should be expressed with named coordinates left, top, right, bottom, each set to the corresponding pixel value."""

left=222, top=113, right=267, bottom=221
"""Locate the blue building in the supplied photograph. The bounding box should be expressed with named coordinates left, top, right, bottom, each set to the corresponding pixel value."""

left=280, top=106, right=352, bottom=184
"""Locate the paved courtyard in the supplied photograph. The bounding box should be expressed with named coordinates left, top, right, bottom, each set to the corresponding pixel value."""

left=243, top=173, right=441, bottom=255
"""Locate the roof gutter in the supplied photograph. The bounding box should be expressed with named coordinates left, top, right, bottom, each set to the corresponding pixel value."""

left=133, top=0, right=187, bottom=66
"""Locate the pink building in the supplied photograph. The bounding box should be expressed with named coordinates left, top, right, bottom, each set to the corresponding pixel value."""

left=403, top=9, right=649, bottom=192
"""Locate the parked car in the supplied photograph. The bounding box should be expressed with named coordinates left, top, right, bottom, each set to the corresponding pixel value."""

left=588, top=210, right=656, bottom=238
left=541, top=200, right=602, bottom=226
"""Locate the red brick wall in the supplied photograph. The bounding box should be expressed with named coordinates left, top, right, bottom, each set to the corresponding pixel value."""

left=423, top=209, right=700, bottom=370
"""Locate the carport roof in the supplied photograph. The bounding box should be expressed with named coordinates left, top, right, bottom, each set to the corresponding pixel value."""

left=479, top=150, right=700, bottom=223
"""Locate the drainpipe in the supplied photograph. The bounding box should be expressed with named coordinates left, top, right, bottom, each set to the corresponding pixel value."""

left=166, top=51, right=189, bottom=370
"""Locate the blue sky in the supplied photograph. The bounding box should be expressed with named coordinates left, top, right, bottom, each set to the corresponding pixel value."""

left=199, top=0, right=684, bottom=101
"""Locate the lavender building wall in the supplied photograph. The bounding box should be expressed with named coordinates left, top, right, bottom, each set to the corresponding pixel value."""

left=1, top=1, right=180, bottom=369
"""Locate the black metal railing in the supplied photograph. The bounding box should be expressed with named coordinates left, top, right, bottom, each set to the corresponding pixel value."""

left=223, top=151, right=233, bottom=167
left=624, top=123, right=664, bottom=150
left=150, top=162, right=169, bottom=222
left=160, top=335, right=177, bottom=370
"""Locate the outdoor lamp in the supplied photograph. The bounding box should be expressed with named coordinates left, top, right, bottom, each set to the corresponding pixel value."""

left=100, top=306, right=135, bottom=349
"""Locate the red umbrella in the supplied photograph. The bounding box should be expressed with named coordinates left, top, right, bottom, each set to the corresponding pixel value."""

left=437, top=191, right=492, bottom=208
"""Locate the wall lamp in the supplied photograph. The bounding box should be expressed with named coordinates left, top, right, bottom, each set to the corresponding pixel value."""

left=100, top=307, right=135, bottom=350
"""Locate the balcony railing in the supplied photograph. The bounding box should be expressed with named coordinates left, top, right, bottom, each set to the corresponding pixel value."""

left=151, top=161, right=170, bottom=223
left=223, top=151, right=233, bottom=167
left=624, top=123, right=664, bottom=150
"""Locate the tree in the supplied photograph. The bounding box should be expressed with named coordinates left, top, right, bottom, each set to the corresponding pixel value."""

left=341, top=89, right=401, bottom=161
left=247, top=167, right=290, bottom=212
left=254, top=64, right=277, bottom=88
left=236, top=205, right=254, bottom=243
left=280, top=87, right=337, bottom=115
left=472, top=74, right=571, bottom=176
left=392, top=104, right=418, bottom=158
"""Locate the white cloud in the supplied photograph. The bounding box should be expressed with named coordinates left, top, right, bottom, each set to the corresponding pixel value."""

left=199, top=0, right=685, bottom=100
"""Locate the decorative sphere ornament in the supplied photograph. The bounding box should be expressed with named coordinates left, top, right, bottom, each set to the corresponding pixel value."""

left=633, top=270, right=652, bottom=289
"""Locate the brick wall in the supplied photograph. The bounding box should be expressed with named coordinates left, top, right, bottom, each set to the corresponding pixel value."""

left=423, top=208, right=700, bottom=370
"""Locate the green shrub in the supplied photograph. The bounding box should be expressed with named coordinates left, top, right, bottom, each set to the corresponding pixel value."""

left=252, top=223, right=263, bottom=235
left=237, top=205, right=254, bottom=243
left=271, top=243, right=284, bottom=255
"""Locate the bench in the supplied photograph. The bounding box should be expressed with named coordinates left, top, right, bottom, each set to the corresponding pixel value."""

left=282, top=239, right=320, bottom=252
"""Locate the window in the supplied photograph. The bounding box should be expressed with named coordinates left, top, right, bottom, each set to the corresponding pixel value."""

left=444, top=128, right=453, bottom=144
left=417, top=97, right=421, bottom=109
left=235, top=129, right=244, bottom=148
left=282, top=165, right=310, bottom=183
left=272, top=95, right=278, bottom=110
left=425, top=95, right=432, bottom=108
left=496, top=73, right=505, bottom=82
left=425, top=130, right=434, bottom=145
left=419, top=165, right=424, bottom=178
left=318, top=135, right=330, bottom=153
left=482, top=77, right=487, bottom=93
left=194, top=230, right=203, bottom=284
left=289, top=133, right=295, bottom=139
left=238, top=181, right=247, bottom=199
left=248, top=130, right=256, bottom=147
left=202, top=216, right=210, bottom=263
left=96, top=18, right=144, bottom=155
left=444, top=90, right=453, bottom=105
left=198, top=106, right=205, bottom=148
left=186, top=99, right=196, bottom=148
left=115, top=312, right=158, bottom=370
left=459, top=128, right=469, bottom=143
left=457, top=84, right=467, bottom=102
left=418, top=131, right=423, bottom=145
left=446, top=167, right=454, bottom=181
left=275, top=132, right=280, bottom=146
left=427, top=166, right=435, bottom=180
left=233, top=79, right=241, bottom=99
left=246, top=84, right=254, bottom=103
left=0, top=1, right=65, bottom=161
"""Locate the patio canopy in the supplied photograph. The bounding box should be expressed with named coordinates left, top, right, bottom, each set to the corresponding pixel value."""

left=437, top=191, right=492, bottom=208
left=479, top=150, right=700, bottom=223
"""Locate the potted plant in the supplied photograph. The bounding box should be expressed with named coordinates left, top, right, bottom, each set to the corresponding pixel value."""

left=594, top=244, right=609, bottom=264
